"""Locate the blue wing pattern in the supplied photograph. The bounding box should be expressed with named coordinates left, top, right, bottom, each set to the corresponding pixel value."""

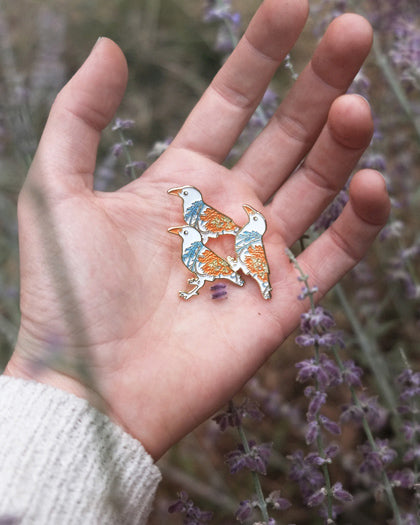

left=182, top=241, right=202, bottom=271
left=235, top=230, right=261, bottom=252
left=185, top=201, right=205, bottom=228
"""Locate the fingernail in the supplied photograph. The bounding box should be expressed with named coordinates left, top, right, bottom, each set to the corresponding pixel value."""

left=90, top=36, right=103, bottom=55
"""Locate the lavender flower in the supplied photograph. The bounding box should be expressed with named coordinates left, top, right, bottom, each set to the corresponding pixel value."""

left=397, top=368, right=420, bottom=401
left=341, top=394, right=388, bottom=431
left=111, top=118, right=146, bottom=180
left=288, top=450, right=324, bottom=503
left=111, top=118, right=135, bottom=131
left=203, top=0, right=241, bottom=53
left=389, top=469, right=415, bottom=489
left=390, top=17, right=420, bottom=88
left=359, top=439, right=398, bottom=474
left=168, top=491, right=213, bottom=524
left=312, top=189, right=349, bottom=231
left=225, top=440, right=272, bottom=475
left=124, top=161, right=147, bottom=177
left=341, top=360, right=364, bottom=388
left=331, top=481, right=353, bottom=503
left=111, top=140, right=133, bottom=158
left=213, top=399, right=263, bottom=431
left=265, top=490, right=291, bottom=511
left=295, top=354, right=342, bottom=390
left=296, top=305, right=345, bottom=350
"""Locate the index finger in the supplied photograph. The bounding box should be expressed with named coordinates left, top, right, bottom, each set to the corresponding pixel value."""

left=170, top=0, right=308, bottom=162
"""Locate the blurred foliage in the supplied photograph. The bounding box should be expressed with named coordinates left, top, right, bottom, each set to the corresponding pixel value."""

left=0, top=1, right=419, bottom=524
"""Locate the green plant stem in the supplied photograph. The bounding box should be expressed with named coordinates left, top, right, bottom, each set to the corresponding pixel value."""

left=399, top=349, right=420, bottom=514
left=117, top=129, right=137, bottom=181
left=314, top=343, right=333, bottom=520
left=287, top=249, right=334, bottom=521
left=288, top=249, right=402, bottom=522
left=346, top=0, right=420, bottom=144
left=332, top=347, right=403, bottom=525
left=371, top=35, right=420, bottom=144
left=334, top=283, right=399, bottom=420
left=236, top=423, right=270, bottom=523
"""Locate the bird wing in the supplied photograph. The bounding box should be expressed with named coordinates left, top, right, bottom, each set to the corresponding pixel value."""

left=244, top=244, right=270, bottom=281
left=200, top=207, right=238, bottom=234
left=197, top=248, right=233, bottom=277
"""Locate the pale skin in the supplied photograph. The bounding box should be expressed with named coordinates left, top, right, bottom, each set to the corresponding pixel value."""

left=5, top=0, right=390, bottom=460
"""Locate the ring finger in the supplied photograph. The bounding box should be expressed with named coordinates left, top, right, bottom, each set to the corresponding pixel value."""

left=266, top=93, right=374, bottom=246
left=233, top=13, right=373, bottom=203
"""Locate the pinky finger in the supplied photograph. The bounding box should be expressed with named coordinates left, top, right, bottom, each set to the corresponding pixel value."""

left=296, top=169, right=390, bottom=297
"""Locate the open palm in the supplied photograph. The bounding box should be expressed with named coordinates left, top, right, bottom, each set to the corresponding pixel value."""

left=6, top=0, right=390, bottom=459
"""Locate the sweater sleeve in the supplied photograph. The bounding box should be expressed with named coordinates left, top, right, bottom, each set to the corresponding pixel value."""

left=0, top=375, right=161, bottom=525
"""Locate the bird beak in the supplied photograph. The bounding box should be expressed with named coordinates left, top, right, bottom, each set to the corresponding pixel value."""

left=243, top=204, right=257, bottom=216
left=168, top=187, right=182, bottom=196
left=168, top=226, right=183, bottom=235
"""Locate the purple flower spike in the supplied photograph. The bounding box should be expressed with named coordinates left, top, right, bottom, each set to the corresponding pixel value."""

left=319, top=415, right=341, bottom=436
left=342, top=359, right=363, bottom=387
left=307, top=486, right=327, bottom=507
left=307, top=391, right=327, bottom=420
left=168, top=491, right=213, bottom=524
left=266, top=490, right=292, bottom=511
left=300, top=307, right=335, bottom=332
left=225, top=440, right=272, bottom=475
left=235, top=500, right=253, bottom=522
left=305, top=420, right=320, bottom=445
left=390, top=469, right=415, bottom=489
left=331, top=482, right=353, bottom=503
left=112, top=118, right=135, bottom=130
left=359, top=439, right=397, bottom=473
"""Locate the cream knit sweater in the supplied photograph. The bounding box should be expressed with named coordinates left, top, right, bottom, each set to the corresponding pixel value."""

left=0, top=376, right=161, bottom=524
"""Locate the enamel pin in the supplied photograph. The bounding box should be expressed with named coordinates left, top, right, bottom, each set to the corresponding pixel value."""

left=168, top=225, right=244, bottom=300
left=227, top=205, right=272, bottom=300
left=168, top=186, right=271, bottom=300
left=168, top=186, right=239, bottom=244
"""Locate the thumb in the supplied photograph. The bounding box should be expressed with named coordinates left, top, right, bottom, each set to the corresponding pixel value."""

left=27, top=37, right=128, bottom=195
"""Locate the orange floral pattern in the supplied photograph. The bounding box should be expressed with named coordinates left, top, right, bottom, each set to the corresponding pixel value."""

left=198, top=249, right=232, bottom=276
left=201, top=208, right=237, bottom=233
left=245, top=245, right=269, bottom=281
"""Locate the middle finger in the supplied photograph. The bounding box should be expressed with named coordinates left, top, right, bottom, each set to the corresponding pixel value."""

left=233, top=13, right=373, bottom=203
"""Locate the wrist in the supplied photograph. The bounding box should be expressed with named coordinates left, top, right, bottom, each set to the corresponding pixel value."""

left=4, top=351, right=90, bottom=402
left=6, top=325, right=92, bottom=403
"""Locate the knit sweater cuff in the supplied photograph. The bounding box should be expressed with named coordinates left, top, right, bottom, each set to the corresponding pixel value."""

left=0, top=375, right=161, bottom=524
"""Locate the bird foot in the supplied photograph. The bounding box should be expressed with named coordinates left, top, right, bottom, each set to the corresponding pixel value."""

left=179, top=289, right=200, bottom=300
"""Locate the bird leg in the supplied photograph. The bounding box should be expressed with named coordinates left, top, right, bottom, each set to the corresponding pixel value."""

left=179, top=275, right=206, bottom=300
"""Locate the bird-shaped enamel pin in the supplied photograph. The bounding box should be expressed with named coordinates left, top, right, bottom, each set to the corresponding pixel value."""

left=227, top=205, right=272, bottom=300
left=168, top=186, right=239, bottom=244
left=168, top=225, right=244, bottom=300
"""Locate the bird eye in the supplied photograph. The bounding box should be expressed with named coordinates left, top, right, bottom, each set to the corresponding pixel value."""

left=183, top=190, right=188, bottom=196
left=184, top=230, right=188, bottom=235
left=253, top=216, right=258, bottom=221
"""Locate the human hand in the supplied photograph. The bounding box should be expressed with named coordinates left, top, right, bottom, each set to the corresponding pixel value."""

left=5, top=0, right=390, bottom=459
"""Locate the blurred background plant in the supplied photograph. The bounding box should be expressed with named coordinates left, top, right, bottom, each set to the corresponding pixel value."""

left=0, top=0, right=419, bottom=524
